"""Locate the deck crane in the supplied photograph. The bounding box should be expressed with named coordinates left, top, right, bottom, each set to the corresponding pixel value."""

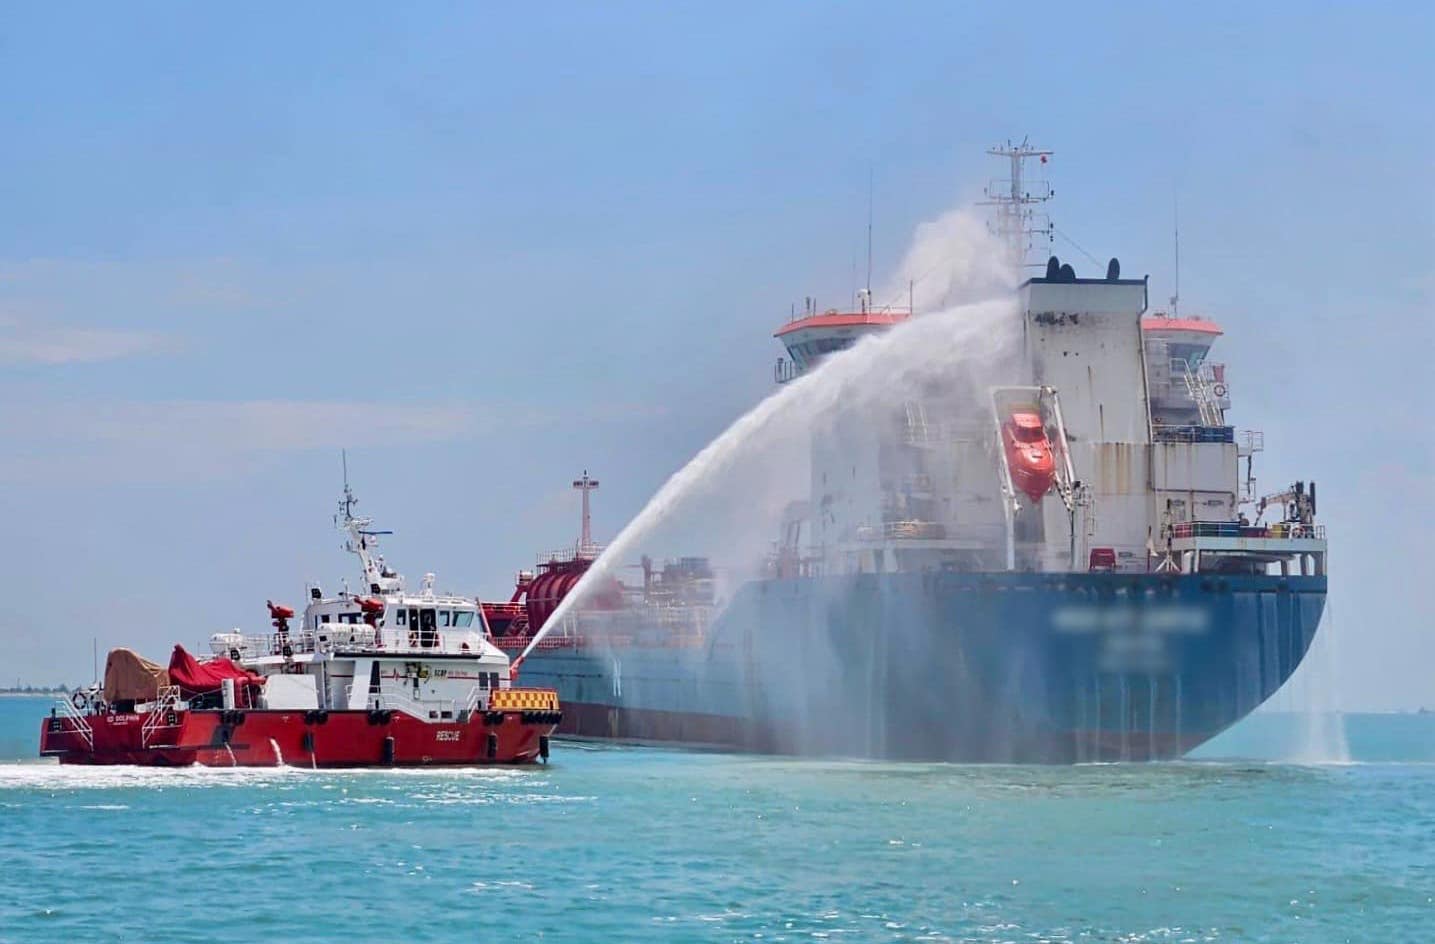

left=1255, top=480, right=1316, bottom=527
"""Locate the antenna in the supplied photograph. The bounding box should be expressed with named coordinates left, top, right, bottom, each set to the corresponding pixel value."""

left=1171, top=192, right=1181, bottom=316
left=339, top=449, right=356, bottom=522
left=979, top=137, right=1054, bottom=270
left=866, top=165, right=874, bottom=297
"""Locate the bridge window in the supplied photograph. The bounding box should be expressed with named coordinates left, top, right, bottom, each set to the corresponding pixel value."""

left=419, top=608, right=437, bottom=647
left=395, top=609, right=406, bottom=626
left=439, top=610, right=451, bottom=628
left=453, top=612, right=475, bottom=628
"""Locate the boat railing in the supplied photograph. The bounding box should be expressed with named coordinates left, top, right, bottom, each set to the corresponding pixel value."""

left=343, top=683, right=474, bottom=720
left=212, top=630, right=328, bottom=658
left=141, top=686, right=183, bottom=747
left=458, top=685, right=485, bottom=720
left=52, top=693, right=95, bottom=749
left=214, top=627, right=494, bottom=660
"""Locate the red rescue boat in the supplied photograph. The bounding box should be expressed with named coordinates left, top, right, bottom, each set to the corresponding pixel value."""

left=40, top=482, right=560, bottom=768
left=1002, top=411, right=1056, bottom=503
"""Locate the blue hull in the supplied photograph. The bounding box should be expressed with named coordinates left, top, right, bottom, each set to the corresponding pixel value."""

left=513, top=572, right=1326, bottom=762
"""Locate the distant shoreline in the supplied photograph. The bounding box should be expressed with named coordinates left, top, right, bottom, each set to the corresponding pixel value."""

left=0, top=692, right=68, bottom=699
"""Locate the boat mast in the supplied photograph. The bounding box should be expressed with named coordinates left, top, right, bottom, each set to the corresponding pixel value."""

left=334, top=452, right=401, bottom=595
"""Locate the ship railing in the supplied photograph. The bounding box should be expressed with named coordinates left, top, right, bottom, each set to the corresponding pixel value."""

left=527, top=635, right=587, bottom=650
left=1152, top=424, right=1235, bottom=444
left=141, top=686, right=184, bottom=748
left=535, top=543, right=605, bottom=567
left=853, top=520, right=949, bottom=541
left=52, top=692, right=95, bottom=749
left=774, top=357, right=801, bottom=385
left=1170, top=521, right=1326, bottom=541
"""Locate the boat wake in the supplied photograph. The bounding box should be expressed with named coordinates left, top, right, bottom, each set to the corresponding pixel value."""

left=0, top=760, right=542, bottom=792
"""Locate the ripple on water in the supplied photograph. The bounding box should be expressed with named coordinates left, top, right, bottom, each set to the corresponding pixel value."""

left=0, top=741, right=1430, bottom=944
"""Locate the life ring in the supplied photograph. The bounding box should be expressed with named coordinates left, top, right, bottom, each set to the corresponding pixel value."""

left=1212, top=383, right=1227, bottom=398
left=70, top=690, right=89, bottom=711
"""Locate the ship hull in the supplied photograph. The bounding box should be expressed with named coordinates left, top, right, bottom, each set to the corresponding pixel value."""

left=40, top=707, right=558, bottom=767
left=507, top=572, right=1326, bottom=762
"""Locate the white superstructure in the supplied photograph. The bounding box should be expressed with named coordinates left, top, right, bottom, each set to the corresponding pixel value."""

left=209, top=481, right=514, bottom=721
left=770, top=143, right=1326, bottom=581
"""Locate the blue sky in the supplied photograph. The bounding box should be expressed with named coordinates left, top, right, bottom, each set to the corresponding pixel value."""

left=0, top=3, right=1430, bottom=709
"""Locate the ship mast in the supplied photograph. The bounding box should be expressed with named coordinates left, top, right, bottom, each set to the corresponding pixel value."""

left=980, top=138, right=1055, bottom=270
left=573, top=470, right=600, bottom=559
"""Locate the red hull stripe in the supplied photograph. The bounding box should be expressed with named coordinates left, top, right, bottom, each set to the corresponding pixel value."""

left=40, top=709, right=558, bottom=767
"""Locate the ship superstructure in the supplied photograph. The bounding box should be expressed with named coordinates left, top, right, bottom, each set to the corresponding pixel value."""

left=487, top=143, right=1327, bottom=762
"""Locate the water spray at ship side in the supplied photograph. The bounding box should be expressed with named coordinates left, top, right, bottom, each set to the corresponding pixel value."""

left=494, top=142, right=1332, bottom=763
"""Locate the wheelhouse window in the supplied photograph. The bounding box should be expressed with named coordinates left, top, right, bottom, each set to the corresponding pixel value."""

left=439, top=610, right=451, bottom=628
left=454, top=611, right=475, bottom=628
left=395, top=609, right=406, bottom=626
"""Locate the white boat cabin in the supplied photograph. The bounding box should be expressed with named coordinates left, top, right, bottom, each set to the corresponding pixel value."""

left=208, top=485, right=512, bottom=722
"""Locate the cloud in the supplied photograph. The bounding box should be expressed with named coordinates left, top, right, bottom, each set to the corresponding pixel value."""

left=0, top=398, right=652, bottom=484
left=0, top=316, right=175, bottom=366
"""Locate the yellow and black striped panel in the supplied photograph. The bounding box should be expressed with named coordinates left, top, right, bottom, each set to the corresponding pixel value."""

left=490, top=688, right=560, bottom=711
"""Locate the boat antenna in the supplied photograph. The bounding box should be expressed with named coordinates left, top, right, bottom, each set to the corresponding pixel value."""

left=340, top=449, right=355, bottom=522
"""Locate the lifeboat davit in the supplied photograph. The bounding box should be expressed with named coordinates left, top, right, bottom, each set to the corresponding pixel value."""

left=1002, top=411, right=1055, bottom=503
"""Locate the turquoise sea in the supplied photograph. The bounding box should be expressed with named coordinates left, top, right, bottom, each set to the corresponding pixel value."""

left=1, top=697, right=1430, bottom=943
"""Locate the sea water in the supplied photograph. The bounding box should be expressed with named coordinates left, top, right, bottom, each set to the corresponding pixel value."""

left=1, top=697, right=1430, bottom=943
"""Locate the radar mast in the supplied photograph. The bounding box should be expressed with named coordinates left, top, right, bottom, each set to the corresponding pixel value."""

left=980, top=138, right=1055, bottom=270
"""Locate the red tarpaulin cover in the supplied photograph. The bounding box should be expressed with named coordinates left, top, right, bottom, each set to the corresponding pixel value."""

left=167, top=645, right=265, bottom=698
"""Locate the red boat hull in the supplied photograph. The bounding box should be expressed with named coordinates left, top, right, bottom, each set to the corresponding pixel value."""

left=40, top=707, right=559, bottom=767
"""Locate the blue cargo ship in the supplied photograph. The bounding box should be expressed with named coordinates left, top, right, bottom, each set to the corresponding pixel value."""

left=485, top=144, right=1328, bottom=762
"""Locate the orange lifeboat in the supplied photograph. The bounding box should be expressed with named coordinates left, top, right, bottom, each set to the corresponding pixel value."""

left=1002, top=411, right=1055, bottom=503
